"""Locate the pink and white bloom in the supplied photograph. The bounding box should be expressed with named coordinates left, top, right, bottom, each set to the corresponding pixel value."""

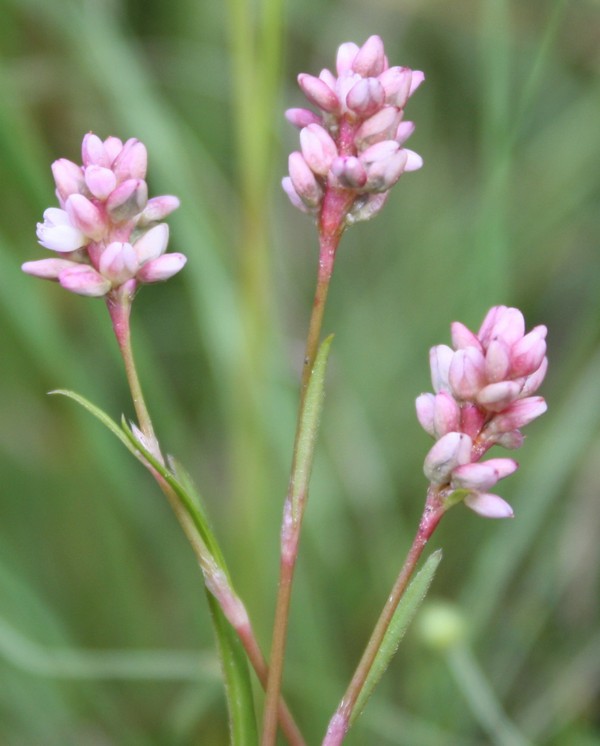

left=283, top=35, right=424, bottom=223
left=417, top=306, right=548, bottom=518
left=23, top=133, right=186, bottom=298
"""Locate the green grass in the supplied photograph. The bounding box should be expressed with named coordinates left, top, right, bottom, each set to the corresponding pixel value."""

left=1, top=0, right=599, bottom=743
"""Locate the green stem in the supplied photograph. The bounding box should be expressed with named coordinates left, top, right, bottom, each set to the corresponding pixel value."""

left=261, top=225, right=343, bottom=745
left=107, top=290, right=304, bottom=745
left=323, top=488, right=447, bottom=745
left=106, top=288, right=157, bottom=448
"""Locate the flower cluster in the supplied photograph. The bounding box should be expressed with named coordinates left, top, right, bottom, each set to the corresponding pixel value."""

left=282, top=35, right=423, bottom=224
left=22, top=133, right=186, bottom=297
left=416, top=306, right=548, bottom=518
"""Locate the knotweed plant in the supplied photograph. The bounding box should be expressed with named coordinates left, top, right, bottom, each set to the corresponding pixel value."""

left=22, top=36, right=547, bottom=746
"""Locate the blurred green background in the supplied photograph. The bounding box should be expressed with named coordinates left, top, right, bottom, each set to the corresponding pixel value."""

left=1, top=0, right=599, bottom=743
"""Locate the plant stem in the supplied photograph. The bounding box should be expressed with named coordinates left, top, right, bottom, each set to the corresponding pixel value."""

left=108, top=289, right=306, bottom=745
left=322, top=487, right=447, bottom=745
left=262, top=192, right=352, bottom=745
left=106, top=287, right=157, bottom=448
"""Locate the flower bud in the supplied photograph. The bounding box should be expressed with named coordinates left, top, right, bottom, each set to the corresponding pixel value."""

left=99, top=242, right=138, bottom=285
left=451, top=458, right=518, bottom=492
left=84, top=165, right=117, bottom=200
left=52, top=159, right=85, bottom=202
left=133, top=223, right=170, bottom=263
left=300, top=124, right=338, bottom=176
left=59, top=264, right=112, bottom=296
left=285, top=108, right=322, bottom=129
left=336, top=42, right=360, bottom=75
left=138, top=195, right=181, bottom=224
left=137, top=253, right=187, bottom=283
left=476, top=381, right=522, bottom=412
left=451, top=321, right=482, bottom=351
left=415, top=393, right=436, bottom=436
left=81, top=133, right=111, bottom=168
left=288, top=152, right=323, bottom=207
left=298, top=73, right=340, bottom=113
left=396, top=120, right=415, bottom=146
left=486, top=396, right=547, bottom=434
left=281, top=177, right=310, bottom=213
left=424, top=432, right=472, bottom=485
left=409, top=71, right=425, bottom=96
left=345, top=192, right=389, bottom=224
left=464, top=492, right=514, bottom=519
left=521, top=356, right=548, bottom=396
left=330, top=156, right=368, bottom=189
left=510, top=325, right=547, bottom=377
left=430, top=345, right=454, bottom=393
left=355, top=107, right=402, bottom=150
left=449, top=347, right=486, bottom=400
left=65, top=194, right=106, bottom=241
left=22, top=257, right=81, bottom=279
left=37, top=208, right=88, bottom=252
left=378, top=66, right=413, bottom=108
left=112, top=138, right=148, bottom=181
left=403, top=150, right=424, bottom=172
left=459, top=403, right=486, bottom=440
left=346, top=78, right=385, bottom=117
left=106, top=178, right=148, bottom=223
left=352, top=35, right=386, bottom=77
left=360, top=141, right=408, bottom=192
left=485, top=338, right=511, bottom=382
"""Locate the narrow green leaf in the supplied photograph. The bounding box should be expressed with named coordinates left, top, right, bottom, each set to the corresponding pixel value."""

left=351, top=550, right=443, bottom=724
left=49, top=389, right=140, bottom=457
left=291, top=335, right=333, bottom=518
left=51, top=389, right=258, bottom=743
left=207, top=595, right=259, bottom=746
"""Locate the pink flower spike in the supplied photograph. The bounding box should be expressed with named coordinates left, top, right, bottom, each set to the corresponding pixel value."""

left=37, top=208, right=88, bottom=252
left=133, top=223, right=170, bottom=263
left=336, top=42, right=360, bottom=75
left=451, top=321, right=482, bottom=351
left=137, top=253, right=187, bottom=283
left=297, top=73, right=340, bottom=114
left=285, top=108, right=322, bottom=129
left=403, top=149, right=423, bottom=172
left=346, top=78, right=385, bottom=117
left=299, top=124, right=338, bottom=176
left=81, top=133, right=110, bottom=168
left=112, top=138, right=148, bottom=181
left=84, top=165, right=118, bottom=200
left=424, top=432, right=472, bottom=485
left=464, top=492, right=514, bottom=519
left=59, top=264, right=112, bottom=296
left=451, top=458, right=518, bottom=492
left=22, top=257, right=82, bottom=279
left=352, top=35, right=386, bottom=77
left=65, top=194, right=106, bottom=241
left=106, top=178, right=148, bottom=223
left=52, top=159, right=85, bottom=202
